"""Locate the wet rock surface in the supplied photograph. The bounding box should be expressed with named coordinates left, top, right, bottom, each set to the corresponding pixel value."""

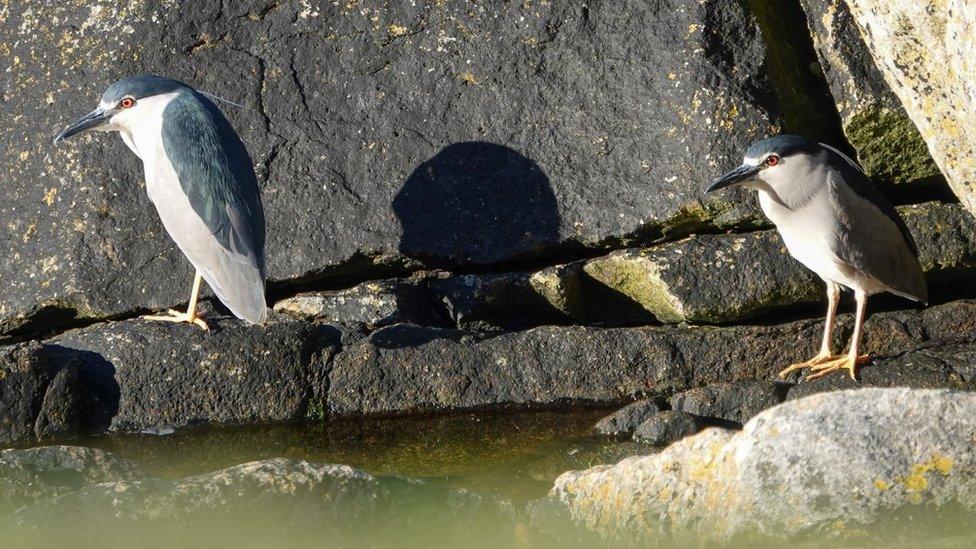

left=632, top=410, right=701, bottom=446
left=0, top=0, right=791, bottom=336
left=533, top=388, right=976, bottom=545
left=591, top=398, right=668, bottom=438
left=2, top=447, right=516, bottom=546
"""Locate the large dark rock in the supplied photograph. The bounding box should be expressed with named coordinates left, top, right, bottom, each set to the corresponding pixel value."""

left=632, top=410, right=701, bottom=446
left=48, top=316, right=341, bottom=433
left=1, top=0, right=801, bottom=337
left=327, top=300, right=976, bottom=416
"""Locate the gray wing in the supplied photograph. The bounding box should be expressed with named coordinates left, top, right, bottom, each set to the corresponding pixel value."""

left=825, top=167, right=927, bottom=303
left=161, top=91, right=267, bottom=322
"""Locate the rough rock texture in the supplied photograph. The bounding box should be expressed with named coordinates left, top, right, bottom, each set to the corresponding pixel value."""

left=2, top=300, right=976, bottom=444
left=581, top=202, right=976, bottom=323
left=0, top=342, right=56, bottom=444
left=0, top=446, right=144, bottom=515
left=534, top=388, right=976, bottom=545
left=276, top=265, right=586, bottom=331
left=669, top=380, right=789, bottom=425
left=799, top=0, right=942, bottom=189
left=591, top=397, right=668, bottom=438
left=844, top=0, right=976, bottom=213
left=327, top=300, right=976, bottom=415
left=632, top=410, right=701, bottom=446
left=0, top=315, right=343, bottom=442
left=4, top=450, right=516, bottom=546
left=274, top=277, right=442, bottom=329
left=0, top=0, right=797, bottom=336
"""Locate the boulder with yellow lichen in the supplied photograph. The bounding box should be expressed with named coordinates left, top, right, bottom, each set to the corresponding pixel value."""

left=841, top=0, right=976, bottom=215
left=532, top=387, right=976, bottom=545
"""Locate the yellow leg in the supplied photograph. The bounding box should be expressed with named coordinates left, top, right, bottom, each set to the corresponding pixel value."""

left=142, top=271, right=209, bottom=330
left=778, top=282, right=843, bottom=378
left=804, top=290, right=871, bottom=381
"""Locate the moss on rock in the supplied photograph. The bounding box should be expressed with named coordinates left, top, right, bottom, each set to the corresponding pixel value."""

left=845, top=107, right=942, bottom=185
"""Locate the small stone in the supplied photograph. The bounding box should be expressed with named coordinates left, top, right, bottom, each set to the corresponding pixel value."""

left=632, top=410, right=700, bottom=445
left=669, top=380, right=789, bottom=425
left=592, top=397, right=667, bottom=438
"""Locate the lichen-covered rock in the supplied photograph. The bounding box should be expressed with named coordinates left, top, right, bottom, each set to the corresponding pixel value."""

left=668, top=380, right=788, bottom=425
left=799, top=0, right=942, bottom=188
left=534, top=388, right=976, bottom=545
left=592, top=398, right=668, bottom=438
left=844, top=0, right=976, bottom=214
left=632, top=410, right=701, bottom=446
left=0, top=0, right=794, bottom=337
left=0, top=446, right=144, bottom=515
left=581, top=202, right=976, bottom=324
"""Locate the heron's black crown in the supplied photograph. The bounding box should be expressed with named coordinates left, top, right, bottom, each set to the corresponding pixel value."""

left=102, top=74, right=189, bottom=104
left=745, top=134, right=820, bottom=160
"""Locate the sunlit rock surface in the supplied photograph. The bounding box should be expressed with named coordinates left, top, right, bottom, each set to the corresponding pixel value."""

left=534, top=388, right=976, bottom=544
left=799, top=0, right=943, bottom=190
left=844, top=0, right=976, bottom=214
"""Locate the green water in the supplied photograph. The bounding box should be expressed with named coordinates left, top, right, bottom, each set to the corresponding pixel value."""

left=90, top=408, right=638, bottom=499
left=6, top=408, right=976, bottom=548
left=4, top=408, right=650, bottom=549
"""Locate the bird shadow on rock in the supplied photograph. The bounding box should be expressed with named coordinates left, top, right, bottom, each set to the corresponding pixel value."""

left=38, top=346, right=121, bottom=437
left=393, top=142, right=561, bottom=267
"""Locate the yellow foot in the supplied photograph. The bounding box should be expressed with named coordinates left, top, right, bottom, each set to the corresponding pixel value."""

left=777, top=351, right=844, bottom=379
left=803, top=354, right=871, bottom=382
left=142, top=309, right=209, bottom=330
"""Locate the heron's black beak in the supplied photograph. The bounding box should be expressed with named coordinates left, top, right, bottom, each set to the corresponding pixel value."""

left=53, top=107, right=112, bottom=145
left=706, top=164, right=760, bottom=193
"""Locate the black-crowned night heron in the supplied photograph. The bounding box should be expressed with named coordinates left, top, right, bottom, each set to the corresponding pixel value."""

left=54, top=74, right=267, bottom=329
left=707, top=134, right=927, bottom=381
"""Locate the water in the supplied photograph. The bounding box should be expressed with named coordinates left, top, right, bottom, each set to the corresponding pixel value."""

left=3, top=407, right=651, bottom=549
left=5, top=408, right=976, bottom=548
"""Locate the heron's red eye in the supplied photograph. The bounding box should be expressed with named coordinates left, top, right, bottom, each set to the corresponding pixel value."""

left=766, top=155, right=779, bottom=166
left=120, top=97, right=135, bottom=109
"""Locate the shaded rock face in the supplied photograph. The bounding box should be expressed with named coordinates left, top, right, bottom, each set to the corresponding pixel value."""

left=0, top=0, right=790, bottom=337
left=632, top=410, right=700, bottom=446
left=534, top=388, right=976, bottom=545
left=0, top=342, right=56, bottom=444
left=668, top=380, right=789, bottom=425
left=842, top=1, right=976, bottom=213
left=591, top=398, right=667, bottom=438
left=799, top=0, right=943, bottom=190
left=327, top=300, right=976, bottom=416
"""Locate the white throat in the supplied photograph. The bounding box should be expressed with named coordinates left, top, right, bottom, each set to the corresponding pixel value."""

left=105, top=92, right=181, bottom=161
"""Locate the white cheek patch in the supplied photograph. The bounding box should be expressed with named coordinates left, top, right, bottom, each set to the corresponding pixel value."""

left=743, top=155, right=763, bottom=166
